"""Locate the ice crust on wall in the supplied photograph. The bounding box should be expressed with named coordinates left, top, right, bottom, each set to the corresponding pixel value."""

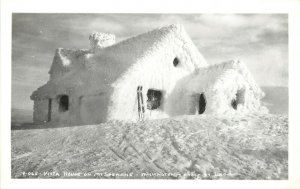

left=30, top=24, right=266, bottom=125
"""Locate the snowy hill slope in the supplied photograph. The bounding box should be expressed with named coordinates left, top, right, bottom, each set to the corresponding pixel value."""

left=11, top=113, right=288, bottom=179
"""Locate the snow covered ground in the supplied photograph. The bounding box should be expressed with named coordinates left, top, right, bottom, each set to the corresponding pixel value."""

left=11, top=113, right=288, bottom=179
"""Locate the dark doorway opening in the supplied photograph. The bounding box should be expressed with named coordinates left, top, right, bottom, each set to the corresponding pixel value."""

left=231, top=89, right=245, bottom=110
left=199, top=93, right=206, bottom=114
left=147, top=89, right=162, bottom=110
left=48, top=98, right=52, bottom=122
left=58, top=95, right=69, bottom=112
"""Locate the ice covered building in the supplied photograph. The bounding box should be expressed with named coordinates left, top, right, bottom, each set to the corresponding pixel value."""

left=30, top=24, right=208, bottom=125
left=30, top=24, right=266, bottom=126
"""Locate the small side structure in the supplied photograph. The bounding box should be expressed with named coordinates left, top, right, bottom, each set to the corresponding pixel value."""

left=167, top=60, right=268, bottom=116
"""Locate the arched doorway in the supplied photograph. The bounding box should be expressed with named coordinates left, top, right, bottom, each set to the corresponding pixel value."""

left=199, top=93, right=206, bottom=114
left=58, top=95, right=69, bottom=112
left=231, top=89, right=245, bottom=110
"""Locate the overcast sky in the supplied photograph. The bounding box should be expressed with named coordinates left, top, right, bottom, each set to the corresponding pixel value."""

left=12, top=14, right=288, bottom=110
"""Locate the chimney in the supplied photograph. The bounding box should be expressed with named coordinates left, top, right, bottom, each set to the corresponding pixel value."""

left=89, top=32, right=116, bottom=51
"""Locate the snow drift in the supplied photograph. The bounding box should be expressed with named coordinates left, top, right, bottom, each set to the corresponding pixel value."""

left=11, top=113, right=288, bottom=179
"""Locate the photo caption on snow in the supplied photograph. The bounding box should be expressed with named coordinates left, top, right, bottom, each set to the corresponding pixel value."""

left=19, top=170, right=238, bottom=178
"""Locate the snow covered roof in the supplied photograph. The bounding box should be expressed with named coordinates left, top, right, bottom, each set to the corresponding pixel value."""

left=31, top=24, right=205, bottom=100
